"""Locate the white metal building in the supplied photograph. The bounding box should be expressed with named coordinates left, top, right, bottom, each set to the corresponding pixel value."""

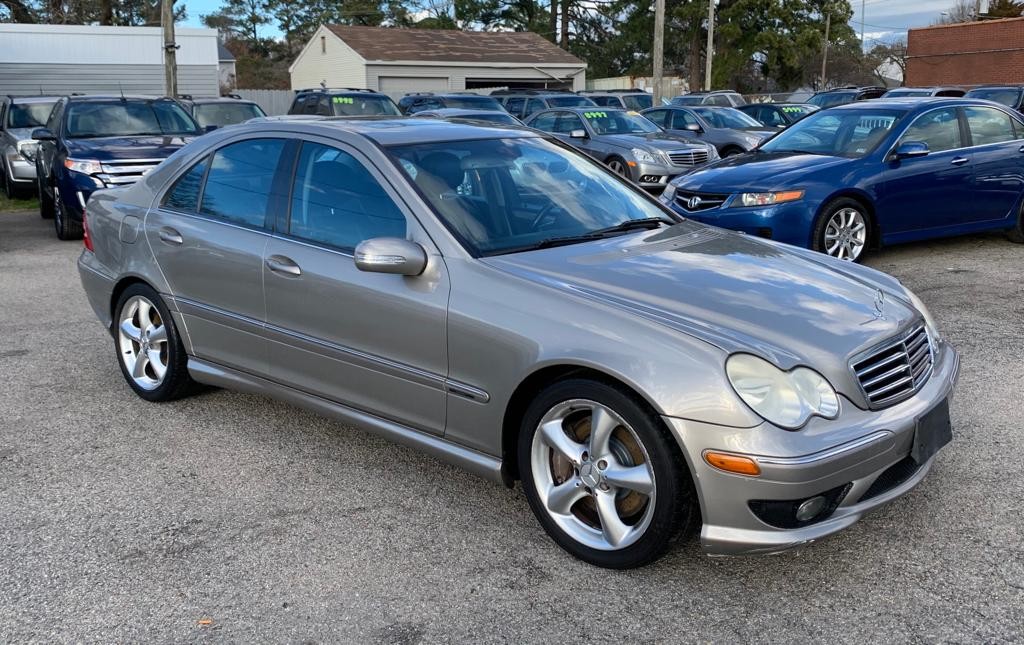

left=289, top=25, right=586, bottom=94
left=0, top=24, right=220, bottom=97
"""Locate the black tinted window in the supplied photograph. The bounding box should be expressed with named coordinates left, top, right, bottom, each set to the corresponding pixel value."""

left=200, top=138, right=285, bottom=228
left=163, top=156, right=208, bottom=211
left=644, top=110, right=669, bottom=127
left=289, top=143, right=406, bottom=250
left=65, top=100, right=198, bottom=137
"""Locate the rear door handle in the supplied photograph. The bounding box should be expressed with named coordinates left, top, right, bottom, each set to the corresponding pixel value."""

left=950, top=157, right=968, bottom=166
left=158, top=227, right=183, bottom=245
left=265, top=255, right=302, bottom=277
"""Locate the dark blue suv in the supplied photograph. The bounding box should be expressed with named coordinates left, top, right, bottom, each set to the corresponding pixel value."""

left=663, top=98, right=1024, bottom=261
left=33, top=95, right=199, bottom=239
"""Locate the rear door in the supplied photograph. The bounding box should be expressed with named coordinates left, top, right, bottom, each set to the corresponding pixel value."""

left=962, top=105, right=1024, bottom=224
left=262, top=138, right=449, bottom=434
left=146, top=137, right=288, bottom=376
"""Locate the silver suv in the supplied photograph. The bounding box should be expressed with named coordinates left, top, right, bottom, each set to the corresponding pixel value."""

left=1, top=95, right=58, bottom=198
left=78, top=117, right=959, bottom=568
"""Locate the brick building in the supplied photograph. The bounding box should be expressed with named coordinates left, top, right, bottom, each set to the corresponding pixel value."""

left=906, top=17, right=1024, bottom=87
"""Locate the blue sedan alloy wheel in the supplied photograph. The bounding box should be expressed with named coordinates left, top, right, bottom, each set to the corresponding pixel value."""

left=814, top=198, right=870, bottom=262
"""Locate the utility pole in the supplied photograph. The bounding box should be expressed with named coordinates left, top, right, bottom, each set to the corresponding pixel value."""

left=161, top=0, right=178, bottom=97
left=653, top=0, right=665, bottom=103
left=704, top=0, right=715, bottom=91
left=860, top=0, right=865, bottom=52
left=821, top=10, right=831, bottom=89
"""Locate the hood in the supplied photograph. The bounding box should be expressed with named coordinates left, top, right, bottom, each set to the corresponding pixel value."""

left=602, top=131, right=708, bottom=151
left=672, top=151, right=851, bottom=192
left=65, top=135, right=194, bottom=162
left=483, top=221, right=917, bottom=399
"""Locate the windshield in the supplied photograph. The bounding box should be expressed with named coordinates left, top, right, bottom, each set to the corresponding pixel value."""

left=65, top=100, right=199, bottom=138
left=441, top=96, right=504, bottom=111
left=7, top=101, right=56, bottom=128
left=692, top=107, right=762, bottom=129
left=193, top=102, right=265, bottom=127
left=388, top=137, right=675, bottom=256
left=965, top=87, right=1023, bottom=107
left=807, top=92, right=855, bottom=108
left=759, top=108, right=904, bottom=158
left=885, top=89, right=930, bottom=97
left=331, top=95, right=402, bottom=116
left=583, top=110, right=660, bottom=135
left=622, top=94, right=654, bottom=110
left=457, top=112, right=521, bottom=125
left=546, top=96, right=597, bottom=108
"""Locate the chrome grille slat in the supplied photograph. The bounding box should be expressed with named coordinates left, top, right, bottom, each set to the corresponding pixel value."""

left=851, top=324, right=934, bottom=409
left=96, top=159, right=162, bottom=187
left=667, top=150, right=709, bottom=166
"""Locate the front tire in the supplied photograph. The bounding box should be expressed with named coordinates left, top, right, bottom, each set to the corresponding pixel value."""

left=114, top=284, right=196, bottom=402
left=518, top=378, right=697, bottom=569
left=53, top=189, right=83, bottom=240
left=1008, top=199, right=1024, bottom=244
left=813, top=197, right=871, bottom=262
left=606, top=156, right=632, bottom=182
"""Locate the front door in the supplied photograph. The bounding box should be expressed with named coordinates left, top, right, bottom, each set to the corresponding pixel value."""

left=879, top=107, right=974, bottom=236
left=146, top=137, right=286, bottom=376
left=262, top=139, right=449, bottom=434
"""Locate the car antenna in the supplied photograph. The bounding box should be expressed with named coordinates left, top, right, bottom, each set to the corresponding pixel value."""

left=119, top=83, right=126, bottom=102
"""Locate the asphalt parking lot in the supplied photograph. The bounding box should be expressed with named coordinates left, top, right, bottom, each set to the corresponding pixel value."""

left=1, top=207, right=1022, bottom=643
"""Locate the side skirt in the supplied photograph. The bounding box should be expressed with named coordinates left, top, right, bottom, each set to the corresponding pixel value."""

left=187, top=357, right=505, bottom=485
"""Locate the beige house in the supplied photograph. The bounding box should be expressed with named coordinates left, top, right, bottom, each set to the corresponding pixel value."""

left=289, top=25, right=586, bottom=95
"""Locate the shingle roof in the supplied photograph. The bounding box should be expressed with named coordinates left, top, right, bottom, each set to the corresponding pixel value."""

left=325, top=25, right=584, bottom=66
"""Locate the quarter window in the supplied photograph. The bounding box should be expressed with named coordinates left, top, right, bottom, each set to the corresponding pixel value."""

left=964, top=106, right=1017, bottom=146
left=644, top=110, right=668, bottom=127
left=199, top=138, right=285, bottom=228
left=288, top=142, right=406, bottom=250
left=900, top=108, right=961, bottom=153
left=163, top=156, right=208, bottom=211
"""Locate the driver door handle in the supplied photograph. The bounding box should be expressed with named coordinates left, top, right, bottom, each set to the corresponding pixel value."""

left=158, top=227, right=183, bottom=245
left=950, top=157, right=968, bottom=166
left=265, top=255, right=302, bottom=277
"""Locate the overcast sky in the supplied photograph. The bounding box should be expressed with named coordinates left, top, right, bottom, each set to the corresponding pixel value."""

left=182, top=0, right=955, bottom=42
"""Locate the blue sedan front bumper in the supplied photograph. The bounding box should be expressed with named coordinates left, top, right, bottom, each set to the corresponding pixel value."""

left=663, top=194, right=818, bottom=249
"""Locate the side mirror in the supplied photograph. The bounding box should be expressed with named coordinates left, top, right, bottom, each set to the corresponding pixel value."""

left=569, top=129, right=588, bottom=139
left=354, top=237, right=428, bottom=276
left=31, top=127, right=55, bottom=141
left=684, top=123, right=703, bottom=132
left=892, top=140, right=929, bottom=160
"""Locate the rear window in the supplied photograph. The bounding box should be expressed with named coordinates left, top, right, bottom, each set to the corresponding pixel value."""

left=622, top=94, right=653, bottom=110
left=807, top=92, right=855, bottom=108
left=65, top=100, right=199, bottom=138
left=193, top=102, right=265, bottom=128
left=546, top=96, right=597, bottom=108
left=965, top=87, right=1024, bottom=108
left=439, top=95, right=504, bottom=111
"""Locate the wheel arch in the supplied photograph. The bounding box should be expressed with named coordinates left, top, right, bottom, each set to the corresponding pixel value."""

left=499, top=363, right=669, bottom=487
left=108, top=275, right=156, bottom=334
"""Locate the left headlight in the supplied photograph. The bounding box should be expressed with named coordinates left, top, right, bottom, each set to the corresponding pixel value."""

left=736, top=190, right=804, bottom=207
left=16, top=140, right=38, bottom=161
left=903, top=286, right=942, bottom=342
left=726, top=353, right=840, bottom=429
left=64, top=158, right=103, bottom=175
left=631, top=148, right=662, bottom=165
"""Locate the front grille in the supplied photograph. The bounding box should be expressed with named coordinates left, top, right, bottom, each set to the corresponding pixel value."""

left=859, top=456, right=921, bottom=502
left=96, top=158, right=164, bottom=186
left=667, top=149, right=709, bottom=166
left=674, top=190, right=728, bottom=212
left=852, top=324, right=933, bottom=409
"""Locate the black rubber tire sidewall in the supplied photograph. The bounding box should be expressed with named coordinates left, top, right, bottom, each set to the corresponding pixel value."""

left=812, top=196, right=872, bottom=263
left=517, top=378, right=696, bottom=569
left=113, top=284, right=195, bottom=402
left=1008, top=199, right=1024, bottom=244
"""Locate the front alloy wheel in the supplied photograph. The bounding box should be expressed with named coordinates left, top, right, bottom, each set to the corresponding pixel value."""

left=814, top=198, right=871, bottom=262
left=606, top=158, right=630, bottom=179
left=519, top=379, right=696, bottom=568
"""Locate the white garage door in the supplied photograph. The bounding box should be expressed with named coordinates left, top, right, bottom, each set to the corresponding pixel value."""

left=378, top=76, right=449, bottom=94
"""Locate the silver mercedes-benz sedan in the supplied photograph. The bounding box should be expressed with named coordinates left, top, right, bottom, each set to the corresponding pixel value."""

left=77, top=117, right=959, bottom=569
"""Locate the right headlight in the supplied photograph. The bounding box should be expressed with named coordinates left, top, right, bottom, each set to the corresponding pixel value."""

left=726, top=354, right=840, bottom=429
left=630, top=147, right=662, bottom=165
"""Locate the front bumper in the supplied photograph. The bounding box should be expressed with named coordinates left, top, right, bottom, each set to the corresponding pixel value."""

left=665, top=199, right=816, bottom=247
left=5, top=151, right=36, bottom=182
left=59, top=171, right=105, bottom=222
left=634, top=161, right=702, bottom=189
left=663, top=341, right=960, bottom=556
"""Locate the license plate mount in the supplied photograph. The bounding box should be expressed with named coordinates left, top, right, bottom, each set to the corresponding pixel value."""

left=912, top=398, right=952, bottom=465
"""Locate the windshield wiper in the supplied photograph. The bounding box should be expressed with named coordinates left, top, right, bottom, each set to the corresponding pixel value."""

left=531, top=218, right=671, bottom=250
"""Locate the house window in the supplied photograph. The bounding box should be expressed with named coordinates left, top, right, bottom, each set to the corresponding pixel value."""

left=321, top=36, right=326, bottom=54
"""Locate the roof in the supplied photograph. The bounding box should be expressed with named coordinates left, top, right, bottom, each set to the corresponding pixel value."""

left=325, top=25, right=584, bottom=65
left=234, top=115, right=541, bottom=146
left=908, top=15, right=1024, bottom=33
left=829, top=97, right=992, bottom=110
left=217, top=41, right=235, bottom=62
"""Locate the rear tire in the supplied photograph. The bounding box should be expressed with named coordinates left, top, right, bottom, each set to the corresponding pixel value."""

left=114, top=284, right=196, bottom=402
left=518, top=378, right=697, bottom=569
left=1008, top=200, right=1024, bottom=244
left=53, top=190, right=83, bottom=240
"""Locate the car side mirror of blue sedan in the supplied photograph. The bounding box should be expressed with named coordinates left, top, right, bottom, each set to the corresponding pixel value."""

left=893, top=141, right=930, bottom=160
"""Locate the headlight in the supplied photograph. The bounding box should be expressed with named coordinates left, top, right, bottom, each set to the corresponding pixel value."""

left=726, top=354, right=840, bottom=429
left=631, top=148, right=662, bottom=165
left=16, top=140, right=38, bottom=161
left=903, top=286, right=942, bottom=342
left=659, top=183, right=677, bottom=203
left=737, top=190, right=804, bottom=207
left=707, top=145, right=720, bottom=160
left=64, top=158, right=103, bottom=175
left=744, top=135, right=763, bottom=148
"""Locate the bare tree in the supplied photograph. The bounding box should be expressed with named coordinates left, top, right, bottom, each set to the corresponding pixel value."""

left=934, top=0, right=977, bottom=24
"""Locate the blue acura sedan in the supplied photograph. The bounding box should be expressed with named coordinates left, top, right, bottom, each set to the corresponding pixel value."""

left=661, top=98, right=1024, bottom=261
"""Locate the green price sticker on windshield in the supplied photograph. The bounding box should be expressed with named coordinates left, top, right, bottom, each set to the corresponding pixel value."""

left=781, top=106, right=802, bottom=113
left=583, top=111, right=608, bottom=119
left=333, top=97, right=354, bottom=104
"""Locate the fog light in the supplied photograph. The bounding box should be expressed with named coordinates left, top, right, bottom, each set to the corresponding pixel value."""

left=795, top=495, right=827, bottom=522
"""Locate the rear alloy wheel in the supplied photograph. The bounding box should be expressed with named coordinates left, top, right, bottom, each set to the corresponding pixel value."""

left=519, top=379, right=696, bottom=568
left=114, top=284, right=196, bottom=402
left=53, top=188, right=83, bottom=240
left=814, top=198, right=870, bottom=262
